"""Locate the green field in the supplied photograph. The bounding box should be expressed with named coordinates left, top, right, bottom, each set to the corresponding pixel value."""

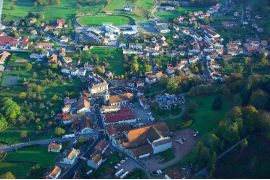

left=103, top=0, right=126, bottom=12
left=3, top=0, right=105, bottom=22
left=0, top=146, right=57, bottom=178
left=215, top=135, right=270, bottom=178
left=82, top=47, right=124, bottom=75
left=189, top=95, right=233, bottom=134
left=77, top=15, right=133, bottom=26
left=156, top=7, right=206, bottom=20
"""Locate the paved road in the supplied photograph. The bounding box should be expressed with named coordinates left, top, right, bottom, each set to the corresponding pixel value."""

left=0, top=133, right=96, bottom=153
left=0, top=137, right=75, bottom=153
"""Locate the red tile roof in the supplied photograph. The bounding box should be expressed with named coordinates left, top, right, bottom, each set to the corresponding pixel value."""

left=0, top=36, right=17, bottom=46
left=104, top=107, right=136, bottom=124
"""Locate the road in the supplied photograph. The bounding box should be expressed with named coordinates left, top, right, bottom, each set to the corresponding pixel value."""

left=59, top=105, right=105, bottom=179
left=0, top=137, right=75, bottom=153
left=151, top=0, right=161, bottom=20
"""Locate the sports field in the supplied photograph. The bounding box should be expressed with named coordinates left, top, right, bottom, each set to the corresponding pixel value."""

left=77, top=15, right=133, bottom=26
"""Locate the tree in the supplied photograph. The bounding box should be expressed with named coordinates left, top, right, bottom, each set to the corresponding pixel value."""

left=20, top=130, right=28, bottom=138
left=54, top=127, right=65, bottom=136
left=167, top=78, right=179, bottom=94
left=25, top=63, right=32, bottom=71
left=212, top=95, right=223, bottom=111
left=0, top=98, right=21, bottom=124
left=250, top=89, right=269, bottom=109
left=0, top=172, right=16, bottom=179
left=0, top=114, right=8, bottom=132
left=19, top=92, right=27, bottom=100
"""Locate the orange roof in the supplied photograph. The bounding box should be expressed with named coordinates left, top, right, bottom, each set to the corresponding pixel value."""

left=108, top=93, right=133, bottom=104
left=49, top=166, right=61, bottom=178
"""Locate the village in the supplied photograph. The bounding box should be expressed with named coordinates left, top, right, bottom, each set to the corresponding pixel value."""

left=0, top=0, right=270, bottom=179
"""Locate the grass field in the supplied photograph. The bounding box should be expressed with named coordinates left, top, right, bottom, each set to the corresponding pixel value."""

left=77, top=15, right=133, bottom=26
left=3, top=0, right=105, bottom=22
left=214, top=135, right=270, bottom=178
left=82, top=47, right=124, bottom=75
left=103, top=0, right=126, bottom=12
left=156, top=7, right=206, bottom=20
left=0, top=146, right=57, bottom=178
left=189, top=95, right=233, bottom=134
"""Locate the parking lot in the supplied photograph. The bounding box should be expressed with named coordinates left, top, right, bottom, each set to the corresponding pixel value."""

left=140, top=128, right=198, bottom=172
left=113, top=157, right=141, bottom=178
left=129, top=102, right=153, bottom=125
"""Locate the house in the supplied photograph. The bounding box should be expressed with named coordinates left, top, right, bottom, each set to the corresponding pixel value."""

left=165, top=168, right=185, bottom=179
left=60, top=113, right=73, bottom=125
left=101, top=106, right=120, bottom=114
left=76, top=97, right=91, bottom=113
left=37, top=43, right=53, bottom=50
left=102, top=107, right=137, bottom=125
left=48, top=142, right=62, bottom=152
left=0, top=36, right=18, bottom=48
left=62, top=56, right=72, bottom=64
left=61, top=148, right=80, bottom=165
left=87, top=150, right=103, bottom=169
left=108, top=93, right=133, bottom=106
left=49, top=54, right=59, bottom=64
left=72, top=116, right=94, bottom=134
left=117, top=122, right=172, bottom=158
left=56, top=19, right=65, bottom=28
left=138, top=95, right=150, bottom=110
left=0, top=51, right=11, bottom=65
left=95, top=139, right=109, bottom=154
left=123, top=6, right=133, bottom=12
left=47, top=166, right=61, bottom=179
left=89, top=81, right=109, bottom=95
left=136, top=80, right=144, bottom=88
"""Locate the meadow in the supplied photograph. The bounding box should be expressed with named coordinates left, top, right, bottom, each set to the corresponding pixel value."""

left=0, top=146, right=58, bottom=178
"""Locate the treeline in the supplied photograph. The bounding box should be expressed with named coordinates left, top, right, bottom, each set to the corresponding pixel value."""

left=190, top=54, right=270, bottom=176
left=33, top=0, right=61, bottom=6
left=189, top=0, right=219, bottom=7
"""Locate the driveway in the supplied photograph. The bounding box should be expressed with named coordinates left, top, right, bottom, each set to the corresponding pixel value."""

left=140, top=128, right=198, bottom=171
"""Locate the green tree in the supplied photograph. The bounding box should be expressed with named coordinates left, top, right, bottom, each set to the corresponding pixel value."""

left=25, top=63, right=32, bottom=71
left=0, top=114, right=8, bottom=132
left=0, top=172, right=16, bottom=179
left=0, top=98, right=21, bottom=124
left=250, top=89, right=269, bottom=109
left=20, top=130, right=28, bottom=138
left=54, top=127, right=65, bottom=136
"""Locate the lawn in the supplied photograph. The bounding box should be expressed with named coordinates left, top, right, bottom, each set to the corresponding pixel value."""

left=156, top=7, right=206, bottom=20
left=214, top=135, right=270, bottom=178
left=77, top=15, right=133, bottom=26
left=189, top=95, right=234, bottom=134
left=0, top=145, right=58, bottom=178
left=82, top=47, right=124, bottom=75
left=135, top=0, right=155, bottom=11
left=157, top=149, right=175, bottom=163
left=3, top=0, right=105, bottom=22
left=103, top=0, right=126, bottom=12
